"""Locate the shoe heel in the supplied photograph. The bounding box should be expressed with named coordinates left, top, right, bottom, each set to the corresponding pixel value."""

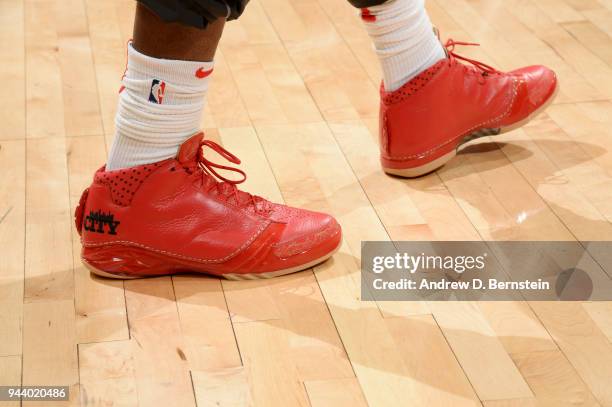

left=82, top=261, right=140, bottom=279
left=383, top=150, right=456, bottom=178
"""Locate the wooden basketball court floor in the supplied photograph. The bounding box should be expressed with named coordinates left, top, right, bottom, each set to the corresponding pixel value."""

left=1, top=0, right=612, bottom=405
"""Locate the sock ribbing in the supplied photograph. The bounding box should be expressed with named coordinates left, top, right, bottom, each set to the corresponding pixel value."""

left=106, top=44, right=213, bottom=171
left=361, top=0, right=446, bottom=92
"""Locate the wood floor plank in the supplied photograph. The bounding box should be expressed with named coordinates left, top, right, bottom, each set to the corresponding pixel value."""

left=0, top=356, right=21, bottom=407
left=546, top=102, right=612, bottom=187
left=24, top=137, right=74, bottom=302
left=563, top=0, right=602, bottom=12
left=25, top=0, right=65, bottom=139
left=583, top=302, right=612, bottom=343
left=483, top=398, right=540, bottom=407
left=220, top=15, right=324, bottom=125
left=510, top=349, right=600, bottom=406
left=0, top=356, right=21, bottom=385
left=123, top=278, right=196, bottom=407
left=231, top=0, right=280, bottom=46
left=23, top=5, right=81, bottom=402
left=24, top=0, right=74, bottom=302
left=530, top=302, right=612, bottom=406
left=66, top=135, right=129, bottom=343
left=599, top=0, right=612, bottom=12
left=22, top=300, right=79, bottom=406
left=223, top=279, right=284, bottom=323
left=562, top=20, right=612, bottom=68
left=315, top=0, right=382, bottom=86
left=513, top=117, right=612, bottom=240
left=581, top=7, right=612, bottom=39
left=314, top=249, right=434, bottom=406
left=0, top=0, right=25, bottom=141
left=304, top=378, right=368, bottom=407
left=453, top=0, right=604, bottom=103
left=205, top=51, right=252, bottom=129
left=220, top=43, right=291, bottom=126
left=438, top=139, right=575, bottom=240
left=0, top=140, right=25, bottom=357
left=78, top=340, right=138, bottom=406
left=192, top=367, right=254, bottom=407
left=85, top=0, right=128, bottom=136
left=533, top=0, right=585, bottom=23
left=240, top=273, right=355, bottom=381
left=249, top=43, right=323, bottom=124
left=385, top=314, right=481, bottom=406
left=261, top=0, right=378, bottom=122
left=428, top=302, right=533, bottom=401
left=502, top=0, right=612, bottom=99
left=55, top=0, right=103, bottom=137
left=113, top=0, right=136, bottom=45
left=232, top=320, right=311, bottom=407
left=172, top=276, right=242, bottom=371
left=327, top=120, right=479, bottom=242
left=477, top=301, right=558, bottom=355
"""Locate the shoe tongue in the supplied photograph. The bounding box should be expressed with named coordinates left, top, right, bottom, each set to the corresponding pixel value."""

left=177, top=133, right=204, bottom=164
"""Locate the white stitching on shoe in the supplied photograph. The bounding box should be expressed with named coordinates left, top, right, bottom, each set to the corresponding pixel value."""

left=81, top=219, right=271, bottom=264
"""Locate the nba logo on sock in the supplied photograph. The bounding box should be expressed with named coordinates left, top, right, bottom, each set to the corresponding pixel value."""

left=148, top=79, right=166, bottom=104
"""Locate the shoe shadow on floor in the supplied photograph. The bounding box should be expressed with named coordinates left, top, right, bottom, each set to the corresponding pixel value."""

left=441, top=138, right=607, bottom=181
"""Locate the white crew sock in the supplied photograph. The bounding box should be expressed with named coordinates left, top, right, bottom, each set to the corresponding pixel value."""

left=106, top=44, right=214, bottom=171
left=360, top=0, right=446, bottom=92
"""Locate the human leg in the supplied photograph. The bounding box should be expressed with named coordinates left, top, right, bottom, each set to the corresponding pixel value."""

left=75, top=1, right=342, bottom=279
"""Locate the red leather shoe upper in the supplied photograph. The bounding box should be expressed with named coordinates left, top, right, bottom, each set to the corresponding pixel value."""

left=503, top=65, right=558, bottom=125
left=379, top=39, right=557, bottom=169
left=76, top=134, right=341, bottom=276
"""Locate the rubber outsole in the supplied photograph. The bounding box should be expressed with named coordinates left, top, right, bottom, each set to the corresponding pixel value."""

left=84, top=241, right=341, bottom=281
left=383, top=84, right=559, bottom=178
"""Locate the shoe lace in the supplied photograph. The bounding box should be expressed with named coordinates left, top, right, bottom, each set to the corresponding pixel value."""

left=184, top=139, right=270, bottom=214
left=445, top=39, right=501, bottom=78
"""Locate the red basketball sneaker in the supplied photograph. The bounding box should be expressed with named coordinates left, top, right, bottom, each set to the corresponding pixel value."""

left=379, top=39, right=558, bottom=177
left=74, top=134, right=341, bottom=280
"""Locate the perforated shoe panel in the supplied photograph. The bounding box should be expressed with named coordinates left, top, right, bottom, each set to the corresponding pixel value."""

left=380, top=59, right=446, bottom=105
left=94, top=161, right=166, bottom=206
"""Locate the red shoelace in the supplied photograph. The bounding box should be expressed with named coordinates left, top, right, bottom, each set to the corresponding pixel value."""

left=184, top=139, right=270, bottom=214
left=445, top=39, right=501, bottom=77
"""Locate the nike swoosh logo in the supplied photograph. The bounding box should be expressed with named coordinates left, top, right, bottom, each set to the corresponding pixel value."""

left=360, top=8, right=376, bottom=22
left=195, top=67, right=214, bottom=79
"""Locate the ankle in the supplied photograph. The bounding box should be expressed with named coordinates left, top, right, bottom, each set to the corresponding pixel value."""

left=361, top=0, right=446, bottom=92
left=106, top=45, right=213, bottom=171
